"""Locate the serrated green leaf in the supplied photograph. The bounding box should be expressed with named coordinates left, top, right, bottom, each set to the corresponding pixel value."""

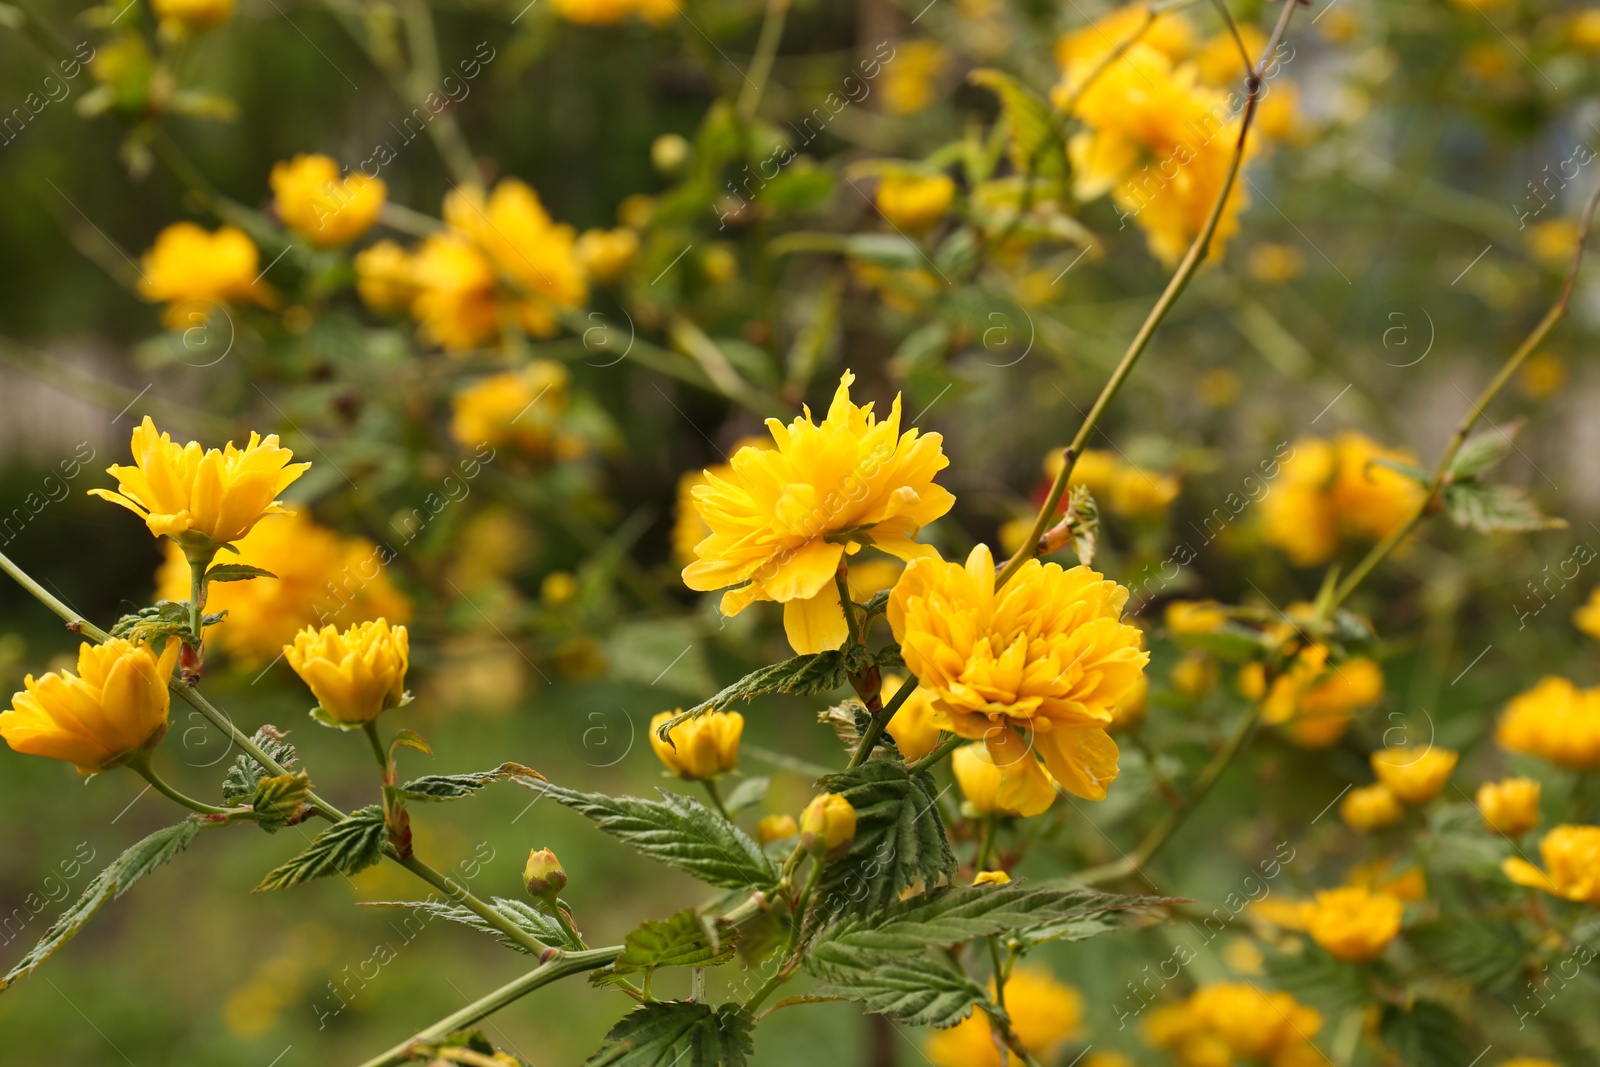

left=399, top=762, right=543, bottom=802
left=251, top=772, right=310, bottom=832
left=1443, top=482, right=1565, bottom=533
left=1262, top=945, right=1371, bottom=1013
left=0, top=818, right=203, bottom=991
left=658, top=653, right=848, bottom=739
left=812, top=759, right=956, bottom=919
left=253, top=806, right=386, bottom=892
left=1449, top=421, right=1522, bottom=480
left=109, top=601, right=219, bottom=647
left=722, top=776, right=769, bottom=815
left=585, top=1002, right=754, bottom=1067
left=536, top=783, right=778, bottom=891
left=1406, top=920, right=1525, bottom=991
left=205, top=563, right=277, bottom=583
left=968, top=68, right=1066, bottom=179
left=592, top=909, right=738, bottom=987
left=1378, top=999, right=1469, bottom=1067
left=391, top=729, right=433, bottom=757
left=221, top=726, right=299, bottom=807
left=807, top=956, right=988, bottom=1028
left=359, top=896, right=579, bottom=951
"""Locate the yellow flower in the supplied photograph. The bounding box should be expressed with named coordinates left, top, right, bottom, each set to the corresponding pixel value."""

left=1370, top=746, right=1458, bottom=805
left=1478, top=777, right=1541, bottom=836
left=408, top=234, right=502, bottom=351
left=1111, top=464, right=1180, bottom=518
left=270, top=155, right=386, bottom=247
left=443, top=180, right=588, bottom=333
left=883, top=674, right=947, bottom=761
left=1170, top=651, right=1218, bottom=699
left=90, top=416, right=311, bottom=551
left=876, top=174, right=956, bottom=231
left=973, top=870, right=1011, bottom=886
left=552, top=0, right=675, bottom=25
left=576, top=227, right=639, bottom=284
left=1499, top=1060, right=1562, bottom=1067
left=354, top=240, right=417, bottom=314
left=1571, top=10, right=1600, bottom=50
left=1165, top=599, right=1228, bottom=635
left=953, top=742, right=1053, bottom=818
left=926, top=968, right=1082, bottom=1067
left=1519, top=352, right=1566, bottom=400
left=1302, top=886, right=1402, bottom=962
left=1194, top=26, right=1264, bottom=87
left=155, top=509, right=409, bottom=668
left=1340, top=784, right=1402, bottom=833
left=1147, top=982, right=1322, bottom=1066
left=891, top=543, right=1148, bottom=807
left=648, top=709, right=742, bottom=781
left=1503, top=825, right=1600, bottom=904
left=1575, top=589, right=1600, bottom=640
left=800, top=793, right=857, bottom=858
left=1054, top=7, right=1195, bottom=96
left=1246, top=241, right=1306, bottom=283
left=450, top=361, right=585, bottom=460
left=1082, top=1054, right=1136, bottom=1067
left=139, top=222, right=274, bottom=328
left=1262, top=433, right=1424, bottom=566
left=285, top=619, right=410, bottom=727
left=1497, top=677, right=1600, bottom=770
left=1259, top=647, right=1383, bottom=750
left=755, top=813, right=798, bottom=844
left=1, top=638, right=180, bottom=774
left=682, top=370, right=954, bottom=654
left=151, top=0, right=232, bottom=30
left=881, top=40, right=950, bottom=115
left=1109, top=671, right=1148, bottom=732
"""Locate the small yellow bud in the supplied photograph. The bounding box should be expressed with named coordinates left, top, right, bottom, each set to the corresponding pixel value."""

left=800, top=793, right=857, bottom=859
left=755, top=813, right=799, bottom=845
left=649, top=709, right=742, bottom=781
left=1477, top=777, right=1541, bottom=836
left=523, top=848, right=568, bottom=899
left=1340, top=784, right=1403, bottom=833
left=875, top=173, right=956, bottom=231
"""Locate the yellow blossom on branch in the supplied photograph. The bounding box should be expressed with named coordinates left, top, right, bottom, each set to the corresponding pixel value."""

left=648, top=709, right=742, bottom=781
left=926, top=968, right=1082, bottom=1067
left=876, top=174, right=956, bottom=231
left=952, top=741, right=1052, bottom=818
left=138, top=222, right=276, bottom=329
left=1497, top=676, right=1600, bottom=770
left=1302, top=886, right=1403, bottom=962
left=1502, top=825, right=1600, bottom=904
left=270, top=154, right=386, bottom=247
left=883, top=674, right=946, bottom=761
left=1371, top=745, right=1458, bottom=805
left=450, top=361, right=586, bottom=459
left=1340, top=783, right=1403, bottom=832
left=285, top=620, right=410, bottom=727
left=1478, top=777, right=1541, bottom=836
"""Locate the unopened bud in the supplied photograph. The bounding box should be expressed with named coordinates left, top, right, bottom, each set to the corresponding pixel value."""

left=756, top=813, right=799, bottom=845
left=800, top=793, right=856, bottom=860
left=523, top=848, right=567, bottom=899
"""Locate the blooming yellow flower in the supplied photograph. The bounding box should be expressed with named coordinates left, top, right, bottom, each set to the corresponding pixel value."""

left=1497, top=676, right=1600, bottom=770
left=883, top=674, right=946, bottom=761
left=926, top=968, right=1082, bottom=1067
left=1165, top=599, right=1228, bottom=635
left=90, top=416, right=311, bottom=552
left=1340, top=783, right=1403, bottom=833
left=953, top=742, right=1053, bottom=818
left=1257, top=645, right=1383, bottom=749
left=285, top=619, right=410, bottom=727
left=1302, top=886, right=1402, bottom=962
left=1503, top=825, right=1600, bottom=904
left=407, top=234, right=501, bottom=351
left=1371, top=746, right=1458, bottom=805
left=354, top=240, right=417, bottom=314
left=450, top=361, right=586, bottom=460
left=1146, top=981, right=1322, bottom=1067
left=139, top=222, right=274, bottom=328
left=151, top=0, right=232, bottom=30
left=1111, top=464, right=1180, bottom=518
left=154, top=509, right=410, bottom=668
left=1477, top=777, right=1541, bottom=836
left=755, top=813, right=798, bottom=844
left=1261, top=433, right=1424, bottom=566
left=0, top=638, right=180, bottom=773
left=876, top=174, right=956, bottom=231
left=270, top=155, right=386, bottom=247
left=881, top=40, right=950, bottom=115
left=682, top=370, right=954, bottom=654
left=648, top=709, right=742, bottom=781
left=891, top=543, right=1148, bottom=807
left=1053, top=7, right=1195, bottom=97
left=800, top=792, right=856, bottom=858
left=443, top=180, right=588, bottom=334
left=575, top=227, right=639, bottom=283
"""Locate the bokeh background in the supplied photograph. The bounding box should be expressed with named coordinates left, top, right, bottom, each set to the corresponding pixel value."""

left=3, top=0, right=1600, bottom=1063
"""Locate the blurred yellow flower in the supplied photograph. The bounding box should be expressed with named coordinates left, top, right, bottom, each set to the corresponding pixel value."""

left=1109, top=671, right=1148, bottom=732
left=1165, top=599, right=1227, bottom=635
left=1111, top=464, right=1180, bottom=518
left=1, top=638, right=179, bottom=773
left=1261, top=433, right=1424, bottom=566
left=1503, top=825, right=1600, bottom=904
left=450, top=361, right=585, bottom=460
left=648, top=709, right=742, bottom=781
left=1169, top=651, right=1217, bottom=698
left=973, top=869, right=1011, bottom=886
left=1371, top=746, right=1458, bottom=805
left=138, top=222, right=274, bottom=328
left=1259, top=646, right=1383, bottom=749
left=1518, top=352, right=1566, bottom=400
left=1194, top=25, right=1263, bottom=87
left=152, top=0, right=233, bottom=31
left=1054, top=6, right=1195, bottom=95
left=575, top=227, right=639, bottom=283
left=1340, top=783, right=1402, bottom=832
left=91, top=416, right=310, bottom=552
left=155, top=509, right=411, bottom=668
left=682, top=370, right=953, bottom=654
left=881, top=40, right=949, bottom=115
left=552, top=0, right=676, bottom=25
left=876, top=174, right=956, bottom=231
left=1303, top=886, right=1402, bottom=962
left=755, top=813, right=797, bottom=844
left=1526, top=218, right=1581, bottom=266
left=953, top=741, right=1053, bottom=818
left=1146, top=981, right=1323, bottom=1066
left=1478, top=777, right=1541, bottom=836
left=926, top=968, right=1082, bottom=1067
left=1497, top=676, right=1600, bottom=770
left=1573, top=588, right=1600, bottom=640
left=891, top=543, right=1148, bottom=807
left=285, top=619, right=410, bottom=727
left=1571, top=10, right=1600, bottom=50
left=442, top=179, right=589, bottom=337
left=270, top=154, right=386, bottom=247
left=883, top=674, right=946, bottom=761
left=800, top=792, right=856, bottom=858
left=1246, top=241, right=1305, bottom=283
left=408, top=234, right=502, bottom=351
left=354, top=240, right=417, bottom=314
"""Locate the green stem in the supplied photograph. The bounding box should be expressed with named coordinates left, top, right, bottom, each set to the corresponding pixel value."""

left=736, top=0, right=789, bottom=122
left=363, top=721, right=391, bottom=775
left=745, top=860, right=822, bottom=1015
left=835, top=564, right=861, bottom=650
left=909, top=732, right=964, bottom=774
left=847, top=673, right=917, bottom=769
left=127, top=751, right=234, bottom=816
left=703, top=778, right=734, bottom=822
left=552, top=904, right=588, bottom=951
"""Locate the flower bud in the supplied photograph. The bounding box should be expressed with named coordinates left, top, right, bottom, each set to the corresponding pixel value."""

left=800, top=793, right=856, bottom=860
left=755, top=813, right=798, bottom=845
left=1371, top=746, right=1458, bottom=805
left=1477, top=777, right=1541, bottom=836
left=649, top=709, right=742, bottom=781
left=1340, top=784, right=1403, bottom=833
left=523, top=848, right=568, bottom=900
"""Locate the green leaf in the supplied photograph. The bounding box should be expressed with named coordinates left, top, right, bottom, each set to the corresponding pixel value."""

left=722, top=777, right=769, bottom=815
left=399, top=762, right=543, bottom=802
left=0, top=818, right=203, bottom=991
left=1065, top=483, right=1098, bottom=566
left=536, top=784, right=778, bottom=891
left=592, top=910, right=738, bottom=987
left=251, top=772, right=310, bottom=832
left=968, top=69, right=1067, bottom=179
left=1262, top=944, right=1370, bottom=1013
left=1406, top=920, right=1525, bottom=991
left=1443, top=482, right=1565, bottom=533
left=1378, top=999, right=1469, bottom=1067
left=769, top=232, right=926, bottom=269
left=807, top=956, right=988, bottom=1028
left=391, top=729, right=433, bottom=758
left=253, top=806, right=386, bottom=891
left=221, top=726, right=299, bottom=807
left=1448, top=421, right=1522, bottom=480
left=204, top=563, right=277, bottom=583
left=585, top=1002, right=754, bottom=1067
left=658, top=653, right=848, bottom=739
left=812, top=759, right=956, bottom=919
left=108, top=600, right=222, bottom=647
left=359, top=897, right=579, bottom=952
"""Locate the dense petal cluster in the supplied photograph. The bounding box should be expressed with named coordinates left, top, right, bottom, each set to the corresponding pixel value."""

left=270, top=154, right=386, bottom=247
left=1302, top=886, right=1403, bottom=962
left=648, top=709, right=742, bottom=781
left=683, top=370, right=954, bottom=653
left=90, top=417, right=311, bottom=550
left=450, top=360, right=588, bottom=459
left=889, top=542, right=1148, bottom=809
left=1261, top=433, right=1425, bottom=567
left=1145, top=981, right=1323, bottom=1067
left=139, top=223, right=275, bottom=328
left=925, top=968, right=1082, bottom=1067
left=1371, top=746, right=1458, bottom=805
left=1340, top=783, right=1403, bottom=832
left=1497, top=676, right=1600, bottom=769
left=1503, top=825, right=1600, bottom=903
left=1, top=639, right=180, bottom=773
left=1244, top=645, right=1383, bottom=749
left=1478, top=777, right=1541, bottom=836
left=285, top=620, right=410, bottom=726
